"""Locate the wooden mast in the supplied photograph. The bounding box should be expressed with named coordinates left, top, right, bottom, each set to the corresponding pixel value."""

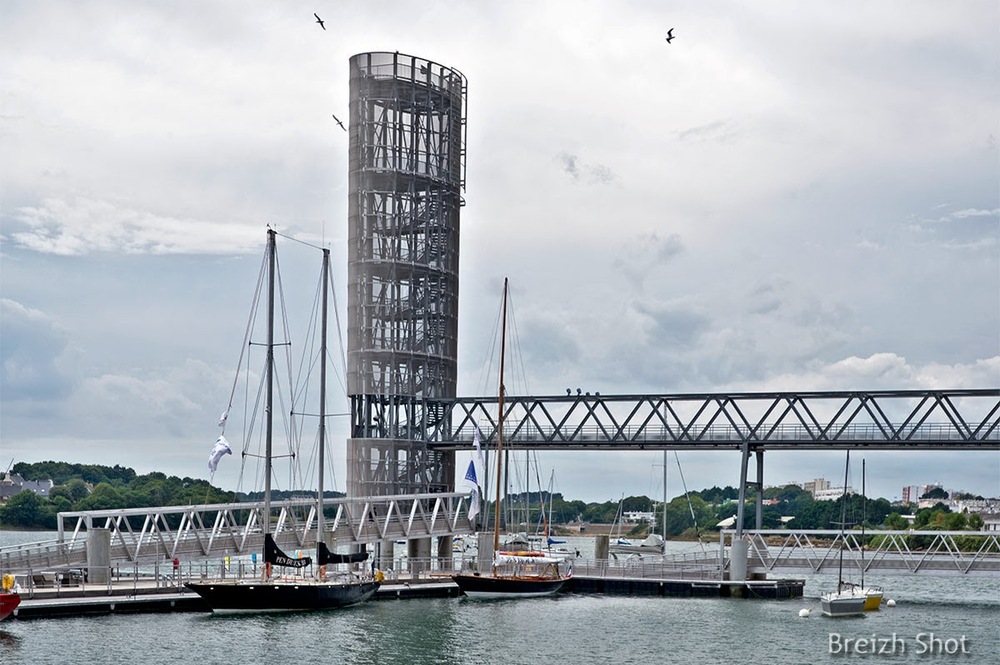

left=492, top=278, right=509, bottom=557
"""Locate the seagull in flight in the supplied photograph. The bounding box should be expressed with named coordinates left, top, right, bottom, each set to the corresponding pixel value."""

left=314, top=13, right=326, bottom=30
left=332, top=114, right=346, bottom=131
left=665, top=28, right=675, bottom=43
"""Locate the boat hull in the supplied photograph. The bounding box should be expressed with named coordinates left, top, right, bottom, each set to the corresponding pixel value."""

left=185, top=580, right=379, bottom=613
left=863, top=589, right=884, bottom=611
left=0, top=593, right=20, bottom=622
left=821, top=592, right=867, bottom=617
left=451, top=574, right=566, bottom=599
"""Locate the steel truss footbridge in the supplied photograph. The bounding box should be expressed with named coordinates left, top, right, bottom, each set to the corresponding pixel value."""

left=423, top=388, right=998, bottom=452
left=3, top=389, right=997, bottom=578
left=421, top=388, right=999, bottom=533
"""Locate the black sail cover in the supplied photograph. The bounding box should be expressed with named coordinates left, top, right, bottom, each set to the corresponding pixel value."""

left=264, top=534, right=312, bottom=568
left=317, top=541, right=369, bottom=565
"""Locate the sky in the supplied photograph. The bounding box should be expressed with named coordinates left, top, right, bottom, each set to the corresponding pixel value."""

left=1, top=0, right=998, bottom=505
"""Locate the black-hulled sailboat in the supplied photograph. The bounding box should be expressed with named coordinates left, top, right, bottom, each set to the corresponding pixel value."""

left=185, top=229, right=379, bottom=612
left=450, top=278, right=569, bottom=599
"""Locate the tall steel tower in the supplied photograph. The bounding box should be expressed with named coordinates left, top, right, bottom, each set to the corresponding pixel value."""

left=346, top=52, right=467, bottom=497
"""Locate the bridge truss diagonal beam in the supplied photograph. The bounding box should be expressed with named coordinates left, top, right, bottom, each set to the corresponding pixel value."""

left=428, top=389, right=1000, bottom=450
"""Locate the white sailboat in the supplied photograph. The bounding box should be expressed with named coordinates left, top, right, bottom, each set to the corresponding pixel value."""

left=821, top=450, right=866, bottom=618
left=185, top=229, right=379, bottom=612
left=610, top=452, right=669, bottom=558
left=847, top=458, right=884, bottom=611
left=451, top=278, right=569, bottom=598
left=531, top=470, right=579, bottom=561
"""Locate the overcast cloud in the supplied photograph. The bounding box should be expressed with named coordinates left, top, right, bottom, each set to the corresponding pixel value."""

left=1, top=0, right=997, bottom=503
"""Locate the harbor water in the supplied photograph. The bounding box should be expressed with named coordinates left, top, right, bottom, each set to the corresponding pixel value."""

left=2, top=532, right=998, bottom=664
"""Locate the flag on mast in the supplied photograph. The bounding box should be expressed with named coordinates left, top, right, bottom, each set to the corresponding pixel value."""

left=459, top=461, right=481, bottom=522
left=208, top=435, right=232, bottom=474
left=467, top=486, right=480, bottom=522
left=473, top=426, right=486, bottom=473
left=461, top=460, right=478, bottom=490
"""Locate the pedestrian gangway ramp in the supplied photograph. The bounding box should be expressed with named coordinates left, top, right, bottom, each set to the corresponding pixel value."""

left=0, top=492, right=475, bottom=575
left=730, top=529, right=1000, bottom=576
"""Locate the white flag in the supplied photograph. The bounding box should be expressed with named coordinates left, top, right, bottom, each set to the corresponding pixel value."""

left=208, top=435, right=233, bottom=474
left=467, top=486, right=480, bottom=522
left=218, top=410, right=229, bottom=427
left=473, top=426, right=486, bottom=471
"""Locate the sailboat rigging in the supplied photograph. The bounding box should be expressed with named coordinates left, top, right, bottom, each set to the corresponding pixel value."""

left=185, top=229, right=379, bottom=612
left=451, top=278, right=569, bottom=598
left=820, top=450, right=866, bottom=618
left=850, top=459, right=884, bottom=611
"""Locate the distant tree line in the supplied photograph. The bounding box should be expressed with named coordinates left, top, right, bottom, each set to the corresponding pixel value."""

left=499, top=483, right=986, bottom=540
left=1, top=463, right=987, bottom=539
left=0, top=461, right=344, bottom=530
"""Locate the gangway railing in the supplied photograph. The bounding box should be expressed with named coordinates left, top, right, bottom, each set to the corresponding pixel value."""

left=0, top=492, right=476, bottom=576
left=724, top=529, right=1000, bottom=576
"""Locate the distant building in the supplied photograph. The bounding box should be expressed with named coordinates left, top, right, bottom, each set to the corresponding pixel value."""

left=813, top=487, right=855, bottom=502
left=798, top=478, right=859, bottom=500
left=920, top=483, right=946, bottom=498
left=901, top=486, right=920, bottom=504
left=623, top=511, right=656, bottom=524
left=0, top=472, right=54, bottom=501
left=802, top=478, right=831, bottom=496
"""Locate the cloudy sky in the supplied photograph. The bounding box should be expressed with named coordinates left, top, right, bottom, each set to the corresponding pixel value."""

left=2, top=0, right=998, bottom=504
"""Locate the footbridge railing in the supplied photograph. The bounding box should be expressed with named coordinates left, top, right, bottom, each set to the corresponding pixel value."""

left=724, top=529, right=1000, bottom=577
left=0, top=492, right=476, bottom=575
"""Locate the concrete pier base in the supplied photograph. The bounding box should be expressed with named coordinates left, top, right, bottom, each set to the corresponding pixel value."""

left=407, top=538, right=432, bottom=579
left=476, top=532, right=493, bottom=573
left=730, top=538, right=749, bottom=582
left=594, top=534, right=609, bottom=561
left=378, top=540, right=394, bottom=572
left=86, top=528, right=111, bottom=585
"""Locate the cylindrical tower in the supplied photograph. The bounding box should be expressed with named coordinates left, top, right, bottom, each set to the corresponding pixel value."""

left=346, top=52, right=467, bottom=496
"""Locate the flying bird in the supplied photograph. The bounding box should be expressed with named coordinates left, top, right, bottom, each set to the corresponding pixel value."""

left=665, top=28, right=675, bottom=43
left=332, top=114, right=346, bottom=131
left=314, top=13, right=326, bottom=30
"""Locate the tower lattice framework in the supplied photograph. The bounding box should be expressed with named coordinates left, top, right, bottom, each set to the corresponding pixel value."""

left=346, top=52, right=467, bottom=497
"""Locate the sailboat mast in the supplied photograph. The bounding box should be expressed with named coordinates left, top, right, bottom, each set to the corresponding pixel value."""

left=662, top=449, right=667, bottom=539
left=837, top=450, right=851, bottom=587
left=493, top=278, right=509, bottom=555
left=861, top=458, right=866, bottom=588
left=264, top=228, right=276, bottom=539
left=317, top=247, right=329, bottom=546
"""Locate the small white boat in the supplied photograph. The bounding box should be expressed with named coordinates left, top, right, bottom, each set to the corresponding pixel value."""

left=821, top=582, right=867, bottom=617
left=821, top=451, right=865, bottom=619
left=857, top=459, right=884, bottom=612
left=610, top=533, right=664, bottom=557
left=837, top=580, right=883, bottom=611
